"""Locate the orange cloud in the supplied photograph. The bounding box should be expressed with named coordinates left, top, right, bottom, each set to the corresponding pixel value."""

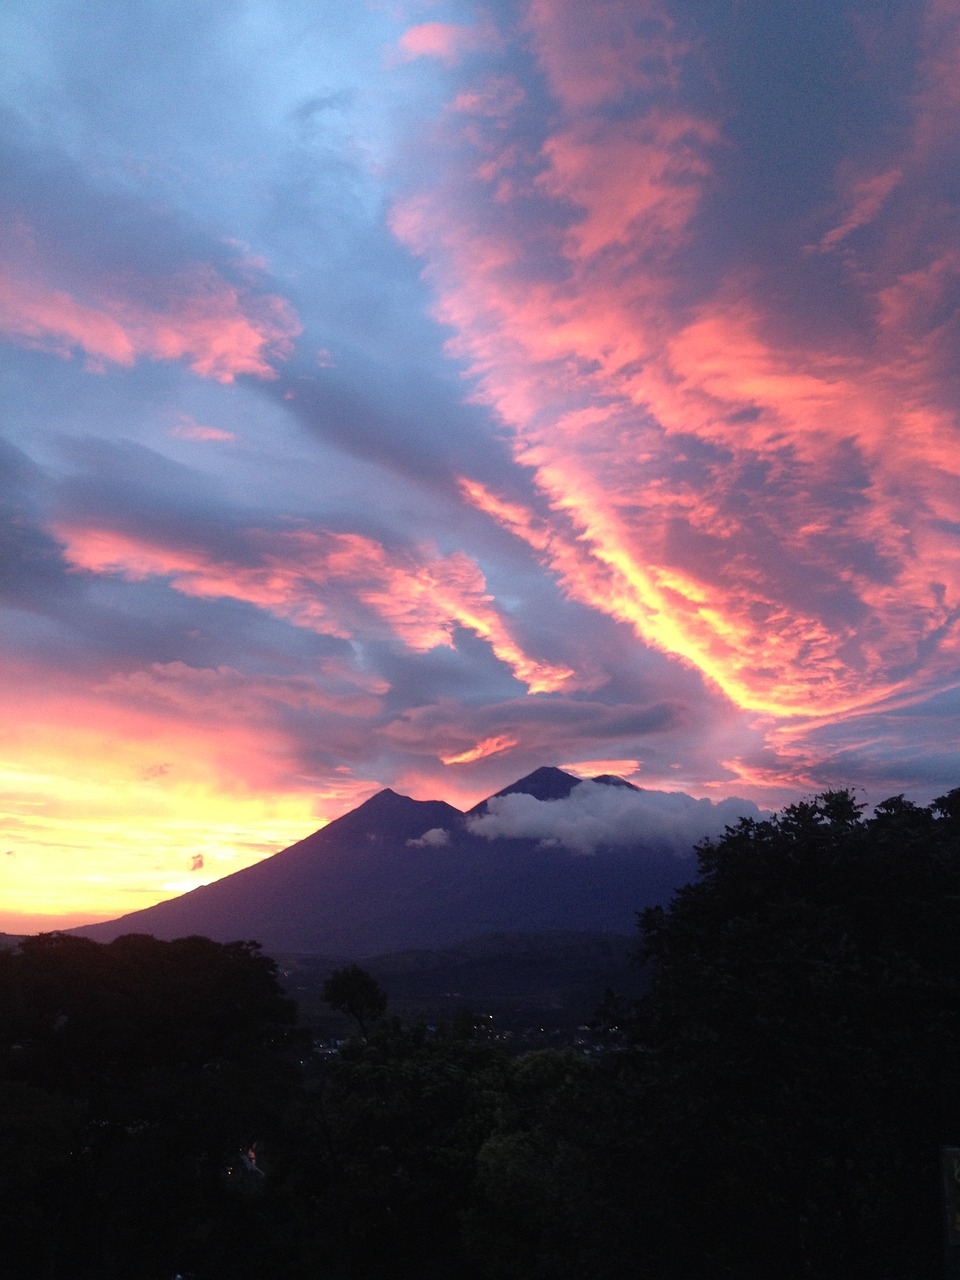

left=457, top=478, right=552, bottom=552
left=560, top=758, right=642, bottom=778
left=441, top=735, right=519, bottom=765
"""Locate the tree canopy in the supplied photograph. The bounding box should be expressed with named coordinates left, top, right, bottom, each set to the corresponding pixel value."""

left=322, top=963, right=387, bottom=1038
left=0, top=932, right=299, bottom=1280
left=627, top=788, right=960, bottom=1279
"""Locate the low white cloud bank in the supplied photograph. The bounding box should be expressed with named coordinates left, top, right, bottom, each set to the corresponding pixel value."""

left=466, top=781, right=764, bottom=857
left=406, top=827, right=451, bottom=848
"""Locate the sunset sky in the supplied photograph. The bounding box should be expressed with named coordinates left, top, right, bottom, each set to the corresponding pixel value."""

left=3, top=0, right=960, bottom=931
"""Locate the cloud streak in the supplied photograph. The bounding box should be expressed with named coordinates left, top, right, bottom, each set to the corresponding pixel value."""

left=54, top=517, right=574, bottom=693
left=390, top=0, right=960, bottom=736
left=0, top=258, right=300, bottom=381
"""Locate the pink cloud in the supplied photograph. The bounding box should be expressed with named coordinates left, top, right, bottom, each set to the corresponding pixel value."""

left=170, top=416, right=238, bottom=442
left=909, top=0, right=960, bottom=162
left=0, top=272, right=136, bottom=366
left=391, top=0, right=960, bottom=733
left=98, top=661, right=384, bottom=728
left=0, top=223, right=300, bottom=381
left=398, top=22, right=488, bottom=65
left=54, top=522, right=576, bottom=694
left=537, top=113, right=720, bottom=260
left=130, top=270, right=300, bottom=381
left=816, top=167, right=903, bottom=253
left=524, top=0, right=686, bottom=110
left=452, top=75, right=525, bottom=119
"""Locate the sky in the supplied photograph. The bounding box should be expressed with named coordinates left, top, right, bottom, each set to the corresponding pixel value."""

left=3, top=0, right=960, bottom=931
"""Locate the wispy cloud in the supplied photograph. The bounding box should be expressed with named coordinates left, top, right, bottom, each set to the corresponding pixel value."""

left=0, top=260, right=300, bottom=380
left=54, top=519, right=574, bottom=692
left=394, top=0, right=960, bottom=729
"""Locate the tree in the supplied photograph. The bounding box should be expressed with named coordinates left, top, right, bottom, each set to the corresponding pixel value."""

left=322, top=965, right=387, bottom=1039
left=0, top=933, right=300, bottom=1279
left=289, top=1014, right=639, bottom=1280
left=626, top=789, right=960, bottom=1279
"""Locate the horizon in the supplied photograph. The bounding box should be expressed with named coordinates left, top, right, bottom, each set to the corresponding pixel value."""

left=4, top=1, right=960, bottom=927
left=0, top=763, right=769, bottom=934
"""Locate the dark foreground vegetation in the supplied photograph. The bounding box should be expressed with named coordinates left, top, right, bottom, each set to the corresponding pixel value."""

left=3, top=789, right=960, bottom=1278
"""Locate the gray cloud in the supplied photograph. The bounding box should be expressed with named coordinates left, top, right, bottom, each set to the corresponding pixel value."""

left=406, top=827, right=451, bottom=849
left=0, top=438, right=78, bottom=610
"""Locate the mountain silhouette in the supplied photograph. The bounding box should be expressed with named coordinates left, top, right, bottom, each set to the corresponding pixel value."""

left=467, top=765, right=589, bottom=813
left=73, top=768, right=731, bottom=955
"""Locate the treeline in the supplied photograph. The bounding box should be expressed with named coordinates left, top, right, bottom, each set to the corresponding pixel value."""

left=0, top=934, right=299, bottom=1278
left=3, top=789, right=960, bottom=1278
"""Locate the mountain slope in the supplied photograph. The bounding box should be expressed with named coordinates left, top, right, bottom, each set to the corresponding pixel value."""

left=468, top=765, right=586, bottom=812
left=73, top=769, right=741, bottom=955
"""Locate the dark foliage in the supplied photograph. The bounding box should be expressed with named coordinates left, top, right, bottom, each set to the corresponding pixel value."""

left=0, top=933, right=299, bottom=1280
left=5, top=790, right=960, bottom=1277
left=629, top=787, right=960, bottom=1279
left=284, top=1017, right=627, bottom=1280
left=321, top=963, right=387, bottom=1038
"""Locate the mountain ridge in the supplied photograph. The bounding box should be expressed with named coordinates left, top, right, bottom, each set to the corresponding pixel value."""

left=72, top=768, right=757, bottom=955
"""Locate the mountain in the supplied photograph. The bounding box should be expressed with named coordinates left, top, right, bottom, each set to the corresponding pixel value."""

left=468, top=765, right=588, bottom=811
left=73, top=768, right=754, bottom=956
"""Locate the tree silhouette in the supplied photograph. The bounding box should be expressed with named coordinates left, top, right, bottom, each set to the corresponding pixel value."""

left=627, top=788, right=960, bottom=1279
left=322, top=964, right=387, bottom=1038
left=0, top=933, right=298, bottom=1279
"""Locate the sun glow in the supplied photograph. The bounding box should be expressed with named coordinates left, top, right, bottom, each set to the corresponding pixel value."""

left=0, top=666, right=383, bottom=930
